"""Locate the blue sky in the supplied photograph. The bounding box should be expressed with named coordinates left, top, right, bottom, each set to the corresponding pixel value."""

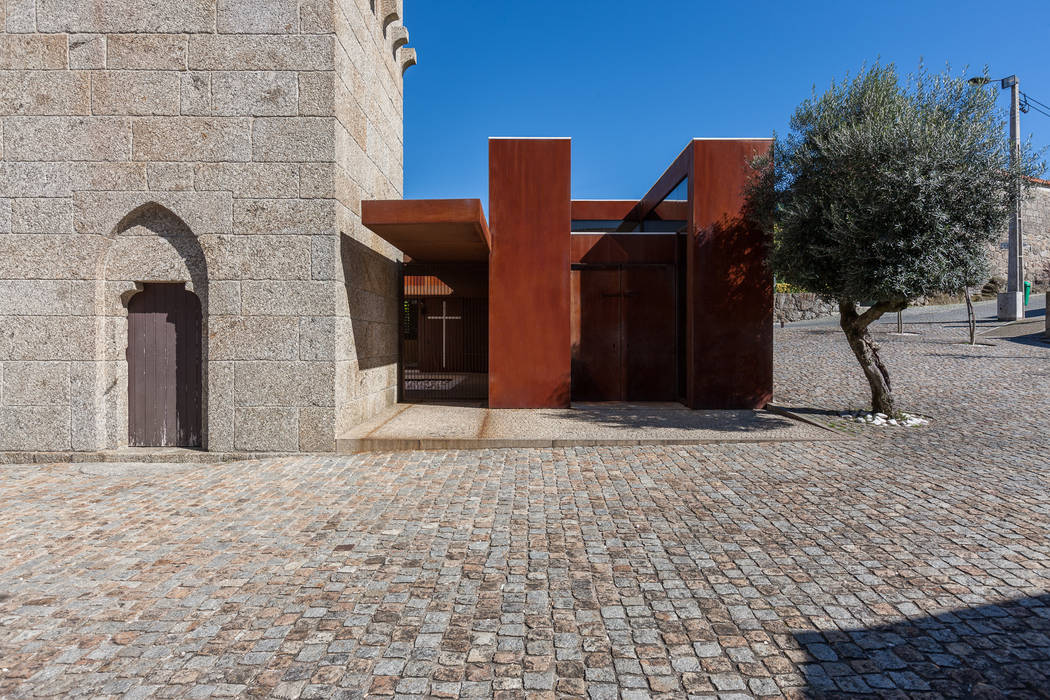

left=403, top=0, right=1050, bottom=205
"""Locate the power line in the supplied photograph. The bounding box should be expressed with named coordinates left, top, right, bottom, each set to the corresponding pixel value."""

left=1020, top=91, right=1050, bottom=120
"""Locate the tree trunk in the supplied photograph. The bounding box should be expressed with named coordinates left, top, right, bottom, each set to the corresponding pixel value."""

left=839, top=300, right=903, bottom=415
left=964, top=287, right=976, bottom=345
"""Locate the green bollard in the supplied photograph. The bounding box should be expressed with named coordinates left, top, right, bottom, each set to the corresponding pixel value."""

left=1024, top=280, right=1031, bottom=306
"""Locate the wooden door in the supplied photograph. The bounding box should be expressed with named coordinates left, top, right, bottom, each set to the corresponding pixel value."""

left=127, top=284, right=202, bottom=447
left=624, top=266, right=677, bottom=401
left=573, top=269, right=622, bottom=400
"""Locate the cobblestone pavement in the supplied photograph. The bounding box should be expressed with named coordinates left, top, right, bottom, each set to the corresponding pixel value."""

left=1, top=319, right=1049, bottom=699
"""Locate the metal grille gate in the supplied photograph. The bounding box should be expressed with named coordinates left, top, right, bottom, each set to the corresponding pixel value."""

left=400, top=265, right=488, bottom=402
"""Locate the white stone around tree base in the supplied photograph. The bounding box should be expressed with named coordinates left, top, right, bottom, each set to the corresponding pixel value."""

left=841, top=411, right=929, bottom=428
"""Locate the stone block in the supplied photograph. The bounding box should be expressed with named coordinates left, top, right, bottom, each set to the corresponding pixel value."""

left=68, top=34, right=105, bottom=69
left=0, top=316, right=94, bottom=361
left=0, top=35, right=66, bottom=69
left=70, top=361, right=103, bottom=451
left=0, top=70, right=90, bottom=115
left=102, top=236, right=203, bottom=285
left=217, top=0, right=299, bottom=34
left=4, top=117, right=131, bottom=162
left=233, top=198, right=335, bottom=236
left=0, top=163, right=71, bottom=197
left=209, top=316, right=299, bottom=360
left=240, top=280, right=336, bottom=316
left=299, top=316, right=336, bottom=361
left=208, top=281, right=241, bottom=315
left=91, top=71, right=181, bottom=116
left=0, top=405, right=68, bottom=450
left=299, top=406, right=335, bottom=451
left=106, top=34, right=188, bottom=70
left=2, top=361, right=70, bottom=406
left=0, top=280, right=76, bottom=315
left=36, top=0, right=215, bottom=33
left=69, top=163, right=148, bottom=192
left=132, top=117, right=250, bottom=162
left=74, top=191, right=233, bottom=235
left=211, top=71, right=297, bottom=116
left=0, top=236, right=107, bottom=280
left=234, top=361, right=334, bottom=407
left=252, top=117, right=334, bottom=162
left=234, top=406, right=298, bottom=451
left=300, top=0, right=335, bottom=33
left=0, top=199, right=11, bottom=233
left=300, top=163, right=334, bottom=199
left=100, top=359, right=128, bottom=448
left=4, top=0, right=36, bottom=33
left=179, top=72, right=211, bottom=116
left=188, top=35, right=334, bottom=71
left=311, top=234, right=339, bottom=280
left=11, top=197, right=73, bottom=233
left=200, top=235, right=312, bottom=280
left=195, top=162, right=300, bottom=198
left=205, top=361, right=234, bottom=451
left=147, top=163, right=195, bottom=191
left=299, top=72, right=334, bottom=116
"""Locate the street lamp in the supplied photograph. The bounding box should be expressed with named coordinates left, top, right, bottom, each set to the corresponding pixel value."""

left=969, top=74, right=1024, bottom=321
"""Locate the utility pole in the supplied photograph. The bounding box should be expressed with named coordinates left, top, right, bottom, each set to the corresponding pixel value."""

left=999, top=75, right=1024, bottom=321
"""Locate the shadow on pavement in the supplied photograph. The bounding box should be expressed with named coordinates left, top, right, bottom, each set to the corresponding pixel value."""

left=794, top=595, right=1050, bottom=696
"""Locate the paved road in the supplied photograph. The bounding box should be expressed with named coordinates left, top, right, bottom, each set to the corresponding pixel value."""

left=787, top=294, right=1046, bottom=330
left=1, top=319, right=1048, bottom=698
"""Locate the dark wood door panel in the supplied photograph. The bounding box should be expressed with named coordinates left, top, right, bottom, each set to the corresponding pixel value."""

left=127, top=283, right=202, bottom=448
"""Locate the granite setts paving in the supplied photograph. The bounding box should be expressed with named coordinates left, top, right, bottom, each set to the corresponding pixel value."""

left=1, top=319, right=1049, bottom=698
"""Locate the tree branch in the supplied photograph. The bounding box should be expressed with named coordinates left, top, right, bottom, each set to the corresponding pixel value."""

left=854, top=298, right=908, bottom=329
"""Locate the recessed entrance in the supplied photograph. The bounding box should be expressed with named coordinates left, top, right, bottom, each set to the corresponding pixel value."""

left=400, top=263, right=488, bottom=402
left=127, top=283, right=203, bottom=447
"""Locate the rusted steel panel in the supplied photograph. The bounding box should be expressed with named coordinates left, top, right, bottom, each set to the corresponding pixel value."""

left=488, top=138, right=572, bottom=408
left=686, top=139, right=774, bottom=409
left=570, top=234, right=677, bottom=265
left=572, top=269, right=622, bottom=401
left=127, top=283, right=202, bottom=447
left=571, top=265, right=677, bottom=402
left=362, top=199, right=491, bottom=262
left=624, top=266, right=676, bottom=401
left=571, top=200, right=689, bottom=223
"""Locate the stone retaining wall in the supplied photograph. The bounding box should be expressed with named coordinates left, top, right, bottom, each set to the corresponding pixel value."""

left=774, top=293, right=838, bottom=324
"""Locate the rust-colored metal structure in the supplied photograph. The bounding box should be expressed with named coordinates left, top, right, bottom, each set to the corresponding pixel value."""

left=362, top=137, right=773, bottom=411
left=487, top=138, right=572, bottom=409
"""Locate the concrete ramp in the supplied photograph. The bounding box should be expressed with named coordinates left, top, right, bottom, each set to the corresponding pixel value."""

left=337, top=403, right=839, bottom=452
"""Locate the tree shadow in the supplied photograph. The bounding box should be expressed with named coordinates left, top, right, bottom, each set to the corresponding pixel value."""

left=794, top=595, right=1050, bottom=696
left=557, top=405, right=799, bottom=433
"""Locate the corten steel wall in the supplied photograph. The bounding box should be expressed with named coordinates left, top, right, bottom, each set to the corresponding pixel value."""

left=488, top=139, right=572, bottom=408
left=686, top=139, right=774, bottom=409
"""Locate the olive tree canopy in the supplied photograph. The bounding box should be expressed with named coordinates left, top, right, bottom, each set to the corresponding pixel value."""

left=755, top=63, right=1043, bottom=413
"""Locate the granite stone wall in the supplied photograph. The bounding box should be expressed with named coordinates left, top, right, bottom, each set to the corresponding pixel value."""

left=0, top=0, right=414, bottom=453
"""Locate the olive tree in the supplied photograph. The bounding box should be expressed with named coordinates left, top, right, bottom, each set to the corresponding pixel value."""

left=754, top=64, right=1042, bottom=414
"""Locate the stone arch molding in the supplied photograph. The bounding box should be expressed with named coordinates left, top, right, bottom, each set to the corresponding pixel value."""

left=87, top=201, right=218, bottom=451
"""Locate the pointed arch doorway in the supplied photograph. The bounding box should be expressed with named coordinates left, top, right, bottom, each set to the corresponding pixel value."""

left=127, top=283, right=203, bottom=447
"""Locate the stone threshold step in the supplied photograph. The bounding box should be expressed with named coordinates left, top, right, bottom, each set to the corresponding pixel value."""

left=337, top=434, right=839, bottom=453
left=0, top=449, right=296, bottom=465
